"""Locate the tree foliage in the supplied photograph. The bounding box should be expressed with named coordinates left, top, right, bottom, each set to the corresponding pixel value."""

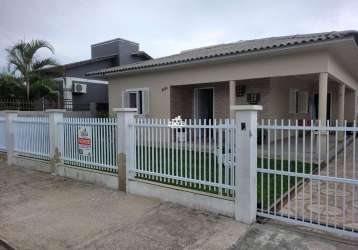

left=0, top=71, right=26, bottom=98
left=4, top=39, right=61, bottom=100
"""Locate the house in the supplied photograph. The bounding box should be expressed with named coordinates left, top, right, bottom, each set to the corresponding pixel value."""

left=86, top=31, right=358, bottom=123
left=48, top=38, right=151, bottom=111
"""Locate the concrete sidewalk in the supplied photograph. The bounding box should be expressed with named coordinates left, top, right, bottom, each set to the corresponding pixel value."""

left=0, top=162, right=247, bottom=250
left=1, top=161, right=357, bottom=249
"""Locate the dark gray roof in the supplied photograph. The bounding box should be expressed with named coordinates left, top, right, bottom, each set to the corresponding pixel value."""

left=86, top=30, right=358, bottom=76
left=62, top=54, right=118, bottom=69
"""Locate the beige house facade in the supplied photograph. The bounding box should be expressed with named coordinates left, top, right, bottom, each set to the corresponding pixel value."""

left=87, top=31, right=358, bottom=123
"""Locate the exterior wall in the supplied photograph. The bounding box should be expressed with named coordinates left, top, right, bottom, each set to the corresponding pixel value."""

left=108, top=51, right=330, bottom=118
left=345, top=88, right=356, bottom=122
left=91, top=39, right=142, bottom=65
left=236, top=79, right=271, bottom=120
left=72, top=82, right=108, bottom=107
left=170, top=82, right=229, bottom=119
left=269, top=75, right=341, bottom=121
left=170, top=85, right=193, bottom=119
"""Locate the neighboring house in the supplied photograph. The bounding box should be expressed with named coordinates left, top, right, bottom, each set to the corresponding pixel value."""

left=48, top=38, right=151, bottom=111
left=87, top=31, right=358, bottom=123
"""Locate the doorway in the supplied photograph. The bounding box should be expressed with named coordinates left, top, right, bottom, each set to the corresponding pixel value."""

left=194, top=88, right=214, bottom=120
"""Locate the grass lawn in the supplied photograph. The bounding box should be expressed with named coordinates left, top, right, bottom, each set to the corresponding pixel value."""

left=134, top=146, right=317, bottom=209
left=257, top=158, right=318, bottom=210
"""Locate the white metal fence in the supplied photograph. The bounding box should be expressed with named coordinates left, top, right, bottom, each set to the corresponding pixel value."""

left=130, top=119, right=236, bottom=198
left=13, top=117, right=50, bottom=160
left=59, top=117, right=118, bottom=173
left=257, top=120, right=358, bottom=237
left=2, top=109, right=358, bottom=238
left=0, top=116, right=5, bottom=151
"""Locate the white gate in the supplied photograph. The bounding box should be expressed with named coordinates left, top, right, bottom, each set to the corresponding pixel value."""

left=257, top=120, right=358, bottom=237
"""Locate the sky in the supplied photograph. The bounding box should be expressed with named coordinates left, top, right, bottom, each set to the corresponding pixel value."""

left=1, top=0, right=358, bottom=69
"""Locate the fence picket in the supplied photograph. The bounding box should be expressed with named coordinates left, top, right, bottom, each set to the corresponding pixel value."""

left=257, top=118, right=358, bottom=237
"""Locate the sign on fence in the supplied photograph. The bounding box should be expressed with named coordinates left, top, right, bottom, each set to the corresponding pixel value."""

left=78, top=126, right=92, bottom=156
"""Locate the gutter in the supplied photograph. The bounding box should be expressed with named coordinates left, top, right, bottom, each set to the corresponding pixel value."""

left=86, top=36, right=356, bottom=78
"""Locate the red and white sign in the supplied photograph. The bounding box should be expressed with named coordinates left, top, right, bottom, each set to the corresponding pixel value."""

left=78, top=126, right=92, bottom=157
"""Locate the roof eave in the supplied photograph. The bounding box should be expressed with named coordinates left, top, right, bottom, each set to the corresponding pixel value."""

left=86, top=36, right=357, bottom=78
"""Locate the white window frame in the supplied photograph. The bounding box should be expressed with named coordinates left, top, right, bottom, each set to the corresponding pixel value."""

left=297, top=91, right=309, bottom=114
left=289, top=88, right=309, bottom=114
left=122, top=88, right=149, bottom=115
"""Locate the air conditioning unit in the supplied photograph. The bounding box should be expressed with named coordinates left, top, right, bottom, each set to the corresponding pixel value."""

left=73, top=83, right=87, bottom=94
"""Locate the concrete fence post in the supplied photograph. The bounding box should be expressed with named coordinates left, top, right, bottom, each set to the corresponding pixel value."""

left=46, top=109, right=65, bottom=173
left=113, top=108, right=137, bottom=192
left=5, top=111, right=18, bottom=165
left=231, top=105, right=262, bottom=224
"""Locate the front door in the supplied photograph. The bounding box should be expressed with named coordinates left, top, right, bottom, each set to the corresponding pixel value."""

left=194, top=88, right=214, bottom=120
left=314, top=93, right=331, bottom=120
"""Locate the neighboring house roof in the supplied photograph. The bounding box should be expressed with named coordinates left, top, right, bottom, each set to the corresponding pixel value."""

left=131, top=51, right=153, bottom=60
left=86, top=30, right=358, bottom=77
left=41, top=54, right=118, bottom=76
left=61, top=54, right=118, bottom=69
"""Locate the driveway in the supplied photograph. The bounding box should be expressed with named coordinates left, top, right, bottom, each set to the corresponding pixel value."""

left=0, top=162, right=248, bottom=250
left=280, top=140, right=358, bottom=230
left=231, top=223, right=358, bottom=250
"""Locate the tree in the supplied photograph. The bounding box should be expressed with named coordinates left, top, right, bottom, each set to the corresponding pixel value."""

left=0, top=71, right=26, bottom=98
left=6, top=40, right=58, bottom=100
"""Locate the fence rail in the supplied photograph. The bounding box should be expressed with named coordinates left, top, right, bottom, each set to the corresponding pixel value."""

left=59, top=117, right=118, bottom=173
left=130, top=119, right=236, bottom=198
left=13, top=117, right=50, bottom=160
left=257, top=119, right=358, bottom=237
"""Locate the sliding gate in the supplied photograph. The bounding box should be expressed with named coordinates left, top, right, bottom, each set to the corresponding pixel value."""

left=256, top=120, right=358, bottom=237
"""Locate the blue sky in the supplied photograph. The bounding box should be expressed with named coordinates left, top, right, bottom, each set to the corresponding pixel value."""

left=1, top=0, right=357, bottom=68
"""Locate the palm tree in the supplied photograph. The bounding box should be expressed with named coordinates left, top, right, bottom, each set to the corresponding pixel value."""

left=6, top=40, right=58, bottom=100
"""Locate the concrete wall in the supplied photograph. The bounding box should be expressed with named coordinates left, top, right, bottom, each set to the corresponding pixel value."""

left=11, top=156, right=118, bottom=190
left=128, top=179, right=235, bottom=217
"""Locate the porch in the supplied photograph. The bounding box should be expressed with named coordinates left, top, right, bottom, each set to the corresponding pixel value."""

left=170, top=73, right=358, bottom=123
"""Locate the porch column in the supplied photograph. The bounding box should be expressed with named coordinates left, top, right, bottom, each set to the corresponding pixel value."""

left=229, top=80, right=236, bottom=118
left=337, top=83, right=345, bottom=124
left=318, top=72, right=328, bottom=125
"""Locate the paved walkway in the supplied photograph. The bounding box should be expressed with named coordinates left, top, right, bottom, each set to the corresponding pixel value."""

left=0, top=162, right=248, bottom=250
left=280, top=139, right=358, bottom=231
left=231, top=223, right=358, bottom=250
